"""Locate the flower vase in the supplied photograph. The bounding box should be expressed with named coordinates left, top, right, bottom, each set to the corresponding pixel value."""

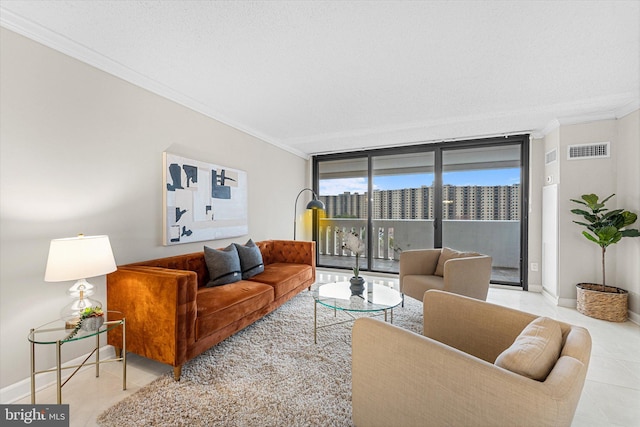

left=349, top=276, right=365, bottom=295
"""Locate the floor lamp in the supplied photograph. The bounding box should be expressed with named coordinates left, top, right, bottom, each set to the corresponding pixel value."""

left=293, top=188, right=325, bottom=240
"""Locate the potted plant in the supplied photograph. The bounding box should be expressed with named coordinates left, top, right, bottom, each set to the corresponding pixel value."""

left=337, top=229, right=366, bottom=295
left=570, top=193, right=639, bottom=322
left=65, top=306, right=105, bottom=339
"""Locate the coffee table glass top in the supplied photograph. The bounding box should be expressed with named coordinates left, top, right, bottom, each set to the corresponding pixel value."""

left=312, top=281, right=402, bottom=312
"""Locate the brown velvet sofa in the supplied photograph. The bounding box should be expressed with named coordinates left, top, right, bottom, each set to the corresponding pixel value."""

left=107, top=240, right=315, bottom=380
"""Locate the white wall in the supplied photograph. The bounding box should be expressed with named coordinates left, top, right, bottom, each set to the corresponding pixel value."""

left=539, top=128, right=561, bottom=298
left=527, top=137, right=545, bottom=291
left=541, top=112, right=640, bottom=319
left=616, top=110, right=640, bottom=316
left=0, top=29, right=308, bottom=391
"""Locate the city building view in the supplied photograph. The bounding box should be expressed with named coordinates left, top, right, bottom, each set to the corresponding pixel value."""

left=321, top=184, right=521, bottom=221
left=317, top=183, right=522, bottom=283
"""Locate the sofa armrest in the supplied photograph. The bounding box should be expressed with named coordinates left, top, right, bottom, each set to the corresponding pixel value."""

left=399, top=249, right=440, bottom=288
left=442, top=255, right=492, bottom=300
left=352, top=317, right=585, bottom=427
left=423, top=289, right=536, bottom=363
left=107, top=266, right=198, bottom=367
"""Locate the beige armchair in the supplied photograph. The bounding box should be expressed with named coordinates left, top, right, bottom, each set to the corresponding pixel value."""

left=352, top=290, right=592, bottom=427
left=399, top=247, right=492, bottom=301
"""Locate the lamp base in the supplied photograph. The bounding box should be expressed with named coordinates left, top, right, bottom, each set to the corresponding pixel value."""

left=61, top=296, right=102, bottom=322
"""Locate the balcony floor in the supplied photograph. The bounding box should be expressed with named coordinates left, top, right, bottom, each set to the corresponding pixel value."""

left=319, top=254, right=520, bottom=284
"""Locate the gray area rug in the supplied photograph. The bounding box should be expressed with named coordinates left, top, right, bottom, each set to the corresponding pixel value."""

left=97, top=289, right=423, bottom=427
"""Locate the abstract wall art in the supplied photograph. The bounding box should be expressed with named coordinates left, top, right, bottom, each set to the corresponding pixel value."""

left=163, top=152, right=248, bottom=245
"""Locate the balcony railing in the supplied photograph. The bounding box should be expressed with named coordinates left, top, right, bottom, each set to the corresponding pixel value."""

left=318, top=218, right=520, bottom=284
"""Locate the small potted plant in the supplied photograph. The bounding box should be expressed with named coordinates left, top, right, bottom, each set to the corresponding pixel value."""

left=570, top=193, right=639, bottom=322
left=65, top=306, right=105, bottom=339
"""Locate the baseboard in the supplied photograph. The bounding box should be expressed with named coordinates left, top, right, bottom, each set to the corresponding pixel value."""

left=541, top=287, right=559, bottom=305
left=557, top=297, right=577, bottom=308
left=539, top=289, right=638, bottom=325
left=548, top=295, right=639, bottom=326
left=0, top=345, right=116, bottom=404
left=528, top=284, right=543, bottom=293
left=541, top=288, right=576, bottom=308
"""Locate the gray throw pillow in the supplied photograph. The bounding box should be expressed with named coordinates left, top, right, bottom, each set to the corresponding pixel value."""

left=204, top=244, right=242, bottom=286
left=234, top=239, right=265, bottom=279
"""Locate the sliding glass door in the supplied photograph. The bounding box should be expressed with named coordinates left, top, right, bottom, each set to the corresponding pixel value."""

left=371, top=152, right=435, bottom=272
left=313, top=135, right=528, bottom=288
left=317, top=157, right=369, bottom=272
left=441, top=145, right=523, bottom=284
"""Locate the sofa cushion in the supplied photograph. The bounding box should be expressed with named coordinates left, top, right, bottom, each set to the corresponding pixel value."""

left=494, top=316, right=563, bottom=381
left=434, top=247, right=479, bottom=277
left=196, top=281, right=274, bottom=340
left=402, top=275, right=444, bottom=301
left=248, top=263, right=314, bottom=299
left=234, top=239, right=265, bottom=279
left=204, top=244, right=242, bottom=286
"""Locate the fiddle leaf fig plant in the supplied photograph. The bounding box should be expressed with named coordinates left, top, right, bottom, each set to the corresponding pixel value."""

left=571, top=193, right=640, bottom=291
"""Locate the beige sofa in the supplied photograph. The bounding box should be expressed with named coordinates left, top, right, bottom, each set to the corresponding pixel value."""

left=352, top=290, right=592, bottom=427
left=399, top=247, right=492, bottom=301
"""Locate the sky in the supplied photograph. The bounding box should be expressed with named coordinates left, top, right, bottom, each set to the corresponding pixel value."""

left=320, top=168, right=520, bottom=195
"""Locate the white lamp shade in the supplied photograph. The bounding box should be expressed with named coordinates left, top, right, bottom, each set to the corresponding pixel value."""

left=44, top=235, right=117, bottom=282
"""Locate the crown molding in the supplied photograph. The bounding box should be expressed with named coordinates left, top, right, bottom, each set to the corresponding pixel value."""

left=286, top=107, right=543, bottom=155
left=2, top=7, right=636, bottom=159
left=532, top=97, right=639, bottom=140
left=556, top=111, right=618, bottom=126
left=287, top=93, right=640, bottom=154
left=0, top=8, right=310, bottom=160
left=615, top=99, right=640, bottom=119
left=532, top=119, right=560, bottom=139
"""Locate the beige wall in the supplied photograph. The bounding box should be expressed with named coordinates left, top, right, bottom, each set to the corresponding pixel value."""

left=0, top=29, right=308, bottom=390
left=541, top=112, right=640, bottom=319
left=558, top=120, right=618, bottom=302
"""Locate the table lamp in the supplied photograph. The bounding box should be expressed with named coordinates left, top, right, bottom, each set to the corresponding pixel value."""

left=44, top=234, right=117, bottom=322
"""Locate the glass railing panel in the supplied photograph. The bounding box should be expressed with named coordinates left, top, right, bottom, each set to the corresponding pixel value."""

left=442, top=220, right=520, bottom=283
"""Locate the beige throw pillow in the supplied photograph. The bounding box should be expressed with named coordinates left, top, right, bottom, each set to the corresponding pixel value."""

left=495, top=316, right=563, bottom=381
left=433, top=247, right=479, bottom=276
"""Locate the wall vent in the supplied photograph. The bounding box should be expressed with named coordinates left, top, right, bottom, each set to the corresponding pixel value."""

left=567, top=142, right=610, bottom=160
left=545, top=149, right=557, bottom=165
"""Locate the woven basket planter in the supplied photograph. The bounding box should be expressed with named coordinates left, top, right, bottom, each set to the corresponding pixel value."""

left=576, top=283, right=628, bottom=322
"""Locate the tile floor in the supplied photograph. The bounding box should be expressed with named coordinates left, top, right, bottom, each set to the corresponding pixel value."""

left=16, top=271, right=640, bottom=427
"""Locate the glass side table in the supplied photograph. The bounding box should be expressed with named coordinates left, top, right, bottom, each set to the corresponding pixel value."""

left=28, top=310, right=126, bottom=404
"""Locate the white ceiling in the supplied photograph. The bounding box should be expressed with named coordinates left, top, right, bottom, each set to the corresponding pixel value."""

left=1, top=1, right=639, bottom=158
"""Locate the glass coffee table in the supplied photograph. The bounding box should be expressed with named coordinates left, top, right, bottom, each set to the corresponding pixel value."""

left=312, top=280, right=403, bottom=343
